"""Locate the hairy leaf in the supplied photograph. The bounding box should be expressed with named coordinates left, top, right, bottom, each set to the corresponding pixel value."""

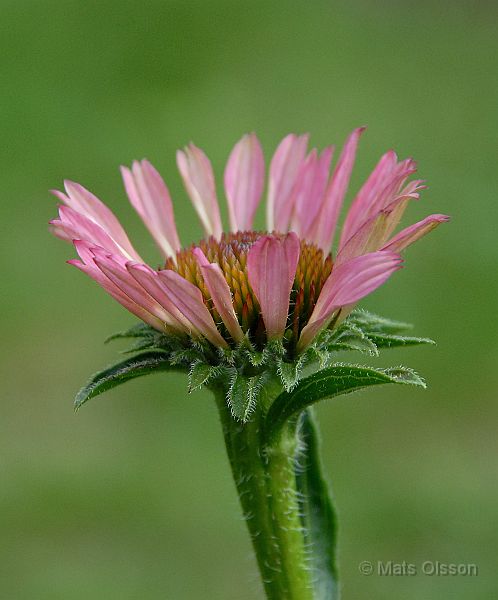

left=105, top=322, right=156, bottom=343
left=247, top=348, right=268, bottom=367
left=188, top=362, right=224, bottom=391
left=277, top=355, right=308, bottom=392
left=168, top=347, right=205, bottom=366
left=75, top=350, right=182, bottom=410
left=264, top=363, right=425, bottom=443
left=307, top=346, right=332, bottom=370
left=327, top=326, right=379, bottom=356
left=120, top=336, right=160, bottom=354
left=348, top=309, right=413, bottom=334
left=366, top=333, right=435, bottom=348
left=227, top=372, right=267, bottom=422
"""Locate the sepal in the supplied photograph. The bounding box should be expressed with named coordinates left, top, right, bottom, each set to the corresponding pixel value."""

left=78, top=310, right=432, bottom=419
left=120, top=336, right=164, bottom=354
left=277, top=354, right=309, bottom=392
left=306, top=346, right=333, bottom=370
left=347, top=308, right=413, bottom=333
left=188, top=361, right=225, bottom=392
left=169, top=347, right=205, bottom=366
left=246, top=338, right=285, bottom=368
left=322, top=324, right=379, bottom=356
left=227, top=371, right=269, bottom=422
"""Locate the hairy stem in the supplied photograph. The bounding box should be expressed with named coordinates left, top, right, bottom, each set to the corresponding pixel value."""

left=213, top=379, right=336, bottom=599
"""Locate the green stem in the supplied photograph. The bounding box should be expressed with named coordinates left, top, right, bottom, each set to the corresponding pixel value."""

left=213, top=379, right=335, bottom=599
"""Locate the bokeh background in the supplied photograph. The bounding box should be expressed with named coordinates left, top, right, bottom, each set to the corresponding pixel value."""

left=1, top=1, right=497, bottom=598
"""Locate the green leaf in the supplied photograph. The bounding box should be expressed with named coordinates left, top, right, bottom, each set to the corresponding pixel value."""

left=227, top=372, right=267, bottom=422
left=75, top=350, right=182, bottom=410
left=278, top=361, right=300, bottom=391
left=264, top=363, right=426, bottom=443
left=120, top=336, right=159, bottom=354
left=307, top=346, right=332, bottom=370
left=366, top=333, right=435, bottom=348
left=105, top=322, right=156, bottom=343
left=382, top=366, right=426, bottom=386
left=327, top=326, right=379, bottom=356
left=277, top=355, right=308, bottom=392
left=348, top=309, right=413, bottom=334
left=267, top=338, right=286, bottom=356
left=247, top=348, right=268, bottom=367
left=169, top=347, right=205, bottom=366
left=245, top=339, right=284, bottom=367
left=296, top=410, right=338, bottom=599
left=188, top=361, right=224, bottom=391
left=188, top=362, right=213, bottom=391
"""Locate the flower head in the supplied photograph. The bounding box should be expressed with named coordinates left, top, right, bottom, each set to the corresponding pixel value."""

left=51, top=129, right=448, bottom=356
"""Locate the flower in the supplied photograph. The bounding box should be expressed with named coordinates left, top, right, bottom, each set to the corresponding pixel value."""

left=50, top=129, right=448, bottom=353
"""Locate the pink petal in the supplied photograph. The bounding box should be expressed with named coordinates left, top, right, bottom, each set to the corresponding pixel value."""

left=381, top=214, right=450, bottom=253
left=49, top=221, right=73, bottom=242
left=364, top=159, right=418, bottom=221
left=53, top=205, right=134, bottom=259
left=70, top=260, right=164, bottom=331
left=312, top=127, right=365, bottom=253
left=224, top=133, right=265, bottom=232
left=290, top=146, right=334, bottom=239
left=336, top=179, right=428, bottom=264
left=193, top=248, right=244, bottom=343
left=121, top=160, right=181, bottom=260
left=267, top=133, right=309, bottom=232
left=298, top=251, right=402, bottom=350
left=340, top=155, right=417, bottom=250
left=125, top=262, right=194, bottom=333
left=247, top=232, right=300, bottom=339
left=177, top=144, right=223, bottom=238
left=52, top=181, right=141, bottom=261
left=157, top=269, right=228, bottom=348
left=335, top=210, right=392, bottom=265
left=378, top=179, right=426, bottom=239
left=92, top=250, right=179, bottom=329
left=73, top=239, right=100, bottom=266
left=70, top=241, right=164, bottom=331
left=339, top=150, right=398, bottom=248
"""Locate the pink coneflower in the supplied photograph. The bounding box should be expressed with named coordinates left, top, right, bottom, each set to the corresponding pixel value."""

left=50, top=128, right=448, bottom=353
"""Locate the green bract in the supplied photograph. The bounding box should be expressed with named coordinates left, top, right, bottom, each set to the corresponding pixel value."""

left=76, top=309, right=431, bottom=420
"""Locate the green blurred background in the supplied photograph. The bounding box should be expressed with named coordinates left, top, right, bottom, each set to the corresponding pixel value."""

left=1, top=1, right=497, bottom=598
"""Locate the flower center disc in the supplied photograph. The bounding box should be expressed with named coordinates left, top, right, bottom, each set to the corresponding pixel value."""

left=164, top=231, right=333, bottom=346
